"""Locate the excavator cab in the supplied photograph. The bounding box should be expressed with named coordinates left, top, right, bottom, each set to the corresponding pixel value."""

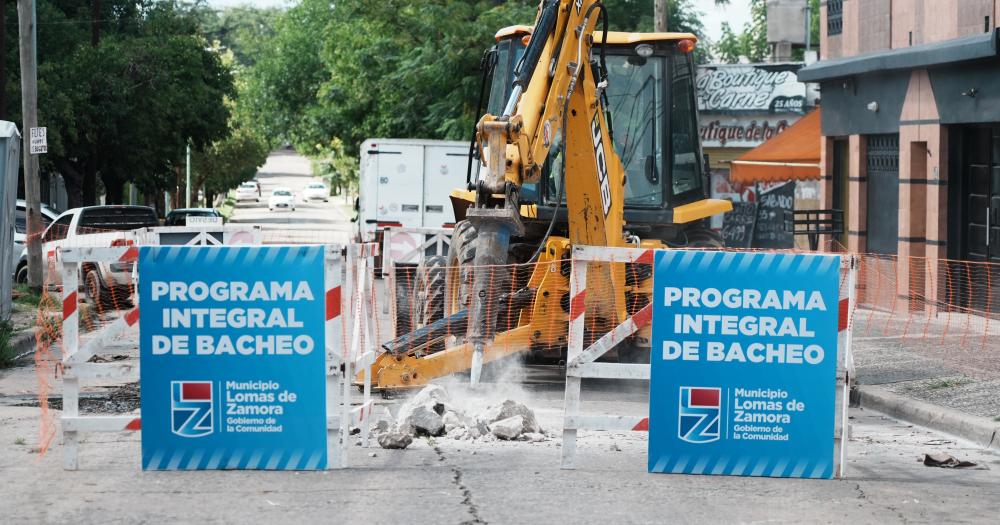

left=460, top=26, right=731, bottom=246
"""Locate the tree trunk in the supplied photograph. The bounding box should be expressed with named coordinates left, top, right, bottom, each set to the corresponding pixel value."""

left=102, top=172, right=124, bottom=204
left=83, top=168, right=98, bottom=205
left=56, top=159, right=86, bottom=209
left=205, top=190, right=215, bottom=207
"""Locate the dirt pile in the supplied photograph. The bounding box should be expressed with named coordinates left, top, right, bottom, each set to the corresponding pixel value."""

left=375, top=384, right=547, bottom=449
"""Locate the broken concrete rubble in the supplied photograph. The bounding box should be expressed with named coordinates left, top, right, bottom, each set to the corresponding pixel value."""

left=490, top=415, right=524, bottom=440
left=481, top=400, right=541, bottom=434
left=374, top=384, right=543, bottom=449
left=377, top=431, right=413, bottom=449
left=407, top=405, right=445, bottom=436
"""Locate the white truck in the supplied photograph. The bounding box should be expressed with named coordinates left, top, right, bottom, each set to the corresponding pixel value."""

left=15, top=205, right=159, bottom=307
left=354, top=138, right=473, bottom=253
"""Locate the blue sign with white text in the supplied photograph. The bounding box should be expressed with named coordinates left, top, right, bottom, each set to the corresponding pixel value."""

left=139, top=245, right=327, bottom=470
left=648, top=250, right=841, bottom=478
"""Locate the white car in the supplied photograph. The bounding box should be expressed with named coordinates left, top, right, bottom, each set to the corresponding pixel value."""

left=11, top=200, right=59, bottom=278
left=303, top=182, right=329, bottom=202
left=236, top=181, right=260, bottom=201
left=268, top=188, right=296, bottom=211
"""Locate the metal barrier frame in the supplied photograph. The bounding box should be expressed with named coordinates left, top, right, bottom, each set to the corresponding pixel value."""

left=560, top=246, right=857, bottom=478
left=58, top=242, right=378, bottom=470
left=380, top=226, right=453, bottom=332
left=136, top=225, right=263, bottom=246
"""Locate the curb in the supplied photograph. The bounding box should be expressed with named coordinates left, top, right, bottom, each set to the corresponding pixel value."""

left=856, top=385, right=1000, bottom=452
left=9, top=328, right=37, bottom=365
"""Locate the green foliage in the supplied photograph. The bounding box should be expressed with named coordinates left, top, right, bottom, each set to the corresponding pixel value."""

left=312, top=138, right=359, bottom=196
left=192, top=126, right=269, bottom=205
left=239, top=0, right=711, bottom=193
left=712, top=0, right=821, bottom=64
left=713, top=0, right=768, bottom=63
left=0, top=320, right=14, bottom=368
left=6, top=1, right=235, bottom=208
left=13, top=284, right=42, bottom=308
left=194, top=3, right=281, bottom=67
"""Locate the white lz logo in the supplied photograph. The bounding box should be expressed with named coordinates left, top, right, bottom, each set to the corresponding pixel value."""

left=591, top=115, right=612, bottom=217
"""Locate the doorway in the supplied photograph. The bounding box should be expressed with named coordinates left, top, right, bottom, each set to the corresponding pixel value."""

left=958, top=126, right=1000, bottom=313
left=865, top=134, right=900, bottom=255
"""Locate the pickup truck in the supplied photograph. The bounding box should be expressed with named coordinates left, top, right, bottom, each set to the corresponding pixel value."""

left=15, top=205, right=159, bottom=307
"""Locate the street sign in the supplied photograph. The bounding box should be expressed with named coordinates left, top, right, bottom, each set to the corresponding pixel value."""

left=185, top=215, right=223, bottom=227
left=29, top=127, right=46, bottom=155
left=139, top=245, right=328, bottom=470
left=648, top=250, right=841, bottom=479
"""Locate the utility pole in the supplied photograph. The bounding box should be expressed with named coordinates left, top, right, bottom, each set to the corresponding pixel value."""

left=655, top=0, right=669, bottom=32
left=18, top=0, right=42, bottom=289
left=1, top=1, right=7, bottom=121
left=185, top=143, right=191, bottom=208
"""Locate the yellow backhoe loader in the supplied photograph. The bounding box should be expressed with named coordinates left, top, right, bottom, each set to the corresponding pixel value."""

left=365, top=0, right=732, bottom=391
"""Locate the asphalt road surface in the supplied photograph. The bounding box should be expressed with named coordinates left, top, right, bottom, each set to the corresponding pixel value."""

left=228, top=149, right=354, bottom=245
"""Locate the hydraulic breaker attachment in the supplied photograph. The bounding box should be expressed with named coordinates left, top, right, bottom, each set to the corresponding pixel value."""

left=465, top=205, right=524, bottom=386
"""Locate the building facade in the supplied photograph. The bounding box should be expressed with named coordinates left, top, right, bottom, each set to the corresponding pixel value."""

left=799, top=0, right=1000, bottom=310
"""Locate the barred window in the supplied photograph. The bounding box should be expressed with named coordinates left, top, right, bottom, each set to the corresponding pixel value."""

left=827, top=0, right=843, bottom=36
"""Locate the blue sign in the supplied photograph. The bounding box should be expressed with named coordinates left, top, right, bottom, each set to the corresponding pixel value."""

left=648, top=250, right=841, bottom=478
left=139, top=245, right=327, bottom=470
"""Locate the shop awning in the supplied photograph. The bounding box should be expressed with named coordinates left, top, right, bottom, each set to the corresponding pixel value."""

left=730, top=109, right=821, bottom=184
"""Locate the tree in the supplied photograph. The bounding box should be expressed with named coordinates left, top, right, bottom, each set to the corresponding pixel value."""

left=712, top=0, right=767, bottom=63
left=194, top=3, right=280, bottom=68
left=5, top=1, right=234, bottom=208
left=712, top=0, right=820, bottom=64
left=192, top=126, right=268, bottom=206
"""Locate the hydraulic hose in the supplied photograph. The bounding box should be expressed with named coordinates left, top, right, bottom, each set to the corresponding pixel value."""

left=527, top=2, right=608, bottom=264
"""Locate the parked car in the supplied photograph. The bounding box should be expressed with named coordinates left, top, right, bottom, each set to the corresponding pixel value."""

left=15, top=205, right=159, bottom=307
left=164, top=208, right=223, bottom=226
left=268, top=188, right=295, bottom=212
left=235, top=181, right=261, bottom=201
left=303, top=182, right=330, bottom=202
left=11, top=199, right=59, bottom=277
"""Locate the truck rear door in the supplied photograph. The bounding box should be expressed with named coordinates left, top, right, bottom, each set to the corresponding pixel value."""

left=373, top=144, right=424, bottom=228
left=422, top=145, right=467, bottom=228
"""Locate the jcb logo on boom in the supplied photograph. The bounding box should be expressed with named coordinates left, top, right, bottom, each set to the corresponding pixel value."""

left=591, top=115, right=612, bottom=217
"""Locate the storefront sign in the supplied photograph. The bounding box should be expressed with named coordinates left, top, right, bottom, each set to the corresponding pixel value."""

left=648, top=250, right=841, bottom=479
left=139, top=245, right=327, bottom=470
left=697, top=64, right=814, bottom=115
left=700, top=118, right=792, bottom=148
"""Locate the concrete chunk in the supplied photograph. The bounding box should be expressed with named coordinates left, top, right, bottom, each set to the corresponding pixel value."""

left=491, top=415, right=525, bottom=440
left=481, top=400, right=541, bottom=434
left=378, top=430, right=413, bottom=449
left=408, top=405, right=444, bottom=436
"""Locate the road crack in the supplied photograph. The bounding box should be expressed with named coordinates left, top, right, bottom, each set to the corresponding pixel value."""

left=434, top=445, right=485, bottom=525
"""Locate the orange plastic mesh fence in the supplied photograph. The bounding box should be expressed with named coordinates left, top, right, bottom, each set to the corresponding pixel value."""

left=30, top=238, right=999, bottom=453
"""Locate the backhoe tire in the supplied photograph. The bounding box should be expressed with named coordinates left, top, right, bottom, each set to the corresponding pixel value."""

left=445, top=220, right=478, bottom=317
left=414, top=255, right=447, bottom=328
left=444, top=219, right=519, bottom=338
left=684, top=224, right=725, bottom=249
left=393, top=266, right=417, bottom=337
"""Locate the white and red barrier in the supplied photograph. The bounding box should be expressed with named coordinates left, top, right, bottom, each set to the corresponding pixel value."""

left=59, top=245, right=142, bottom=471
left=380, top=226, right=452, bottom=324
left=560, top=246, right=857, bottom=476
left=57, top=241, right=380, bottom=471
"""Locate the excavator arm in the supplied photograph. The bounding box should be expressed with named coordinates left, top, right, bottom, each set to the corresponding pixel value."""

left=466, top=0, right=627, bottom=384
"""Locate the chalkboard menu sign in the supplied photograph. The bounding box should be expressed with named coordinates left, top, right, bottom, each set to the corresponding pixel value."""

left=720, top=182, right=795, bottom=249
